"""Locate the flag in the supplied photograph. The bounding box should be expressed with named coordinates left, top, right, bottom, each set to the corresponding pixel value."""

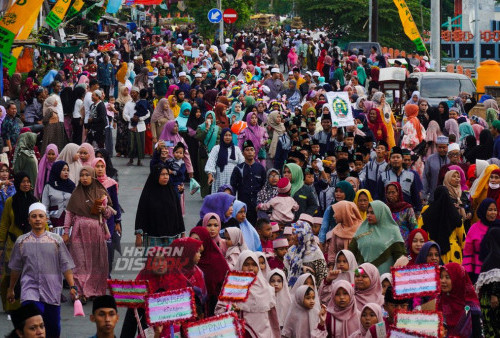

left=393, top=0, right=427, bottom=52
left=106, top=0, right=122, bottom=13
left=67, top=0, right=85, bottom=18
left=46, top=0, right=72, bottom=29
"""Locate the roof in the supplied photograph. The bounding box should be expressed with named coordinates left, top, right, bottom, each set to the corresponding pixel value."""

left=409, top=72, right=471, bottom=80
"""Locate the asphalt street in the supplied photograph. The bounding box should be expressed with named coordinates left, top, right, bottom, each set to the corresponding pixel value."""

left=0, top=155, right=203, bottom=337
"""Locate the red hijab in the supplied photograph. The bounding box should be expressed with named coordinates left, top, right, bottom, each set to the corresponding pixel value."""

left=385, top=182, right=413, bottom=213
left=135, top=246, right=188, bottom=293
left=437, top=263, right=480, bottom=332
left=214, top=103, right=229, bottom=128
left=190, top=227, right=230, bottom=297
left=406, top=229, right=429, bottom=266
left=367, top=108, right=387, bottom=141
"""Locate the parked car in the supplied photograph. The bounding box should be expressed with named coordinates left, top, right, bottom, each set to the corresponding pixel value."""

left=409, top=72, right=476, bottom=107
left=346, top=42, right=382, bottom=57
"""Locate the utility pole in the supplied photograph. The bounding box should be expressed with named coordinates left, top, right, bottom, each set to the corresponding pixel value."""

left=474, top=0, right=480, bottom=74
left=430, top=0, right=440, bottom=71
left=371, top=0, right=378, bottom=42
left=217, top=0, right=223, bottom=45
left=369, top=0, right=372, bottom=42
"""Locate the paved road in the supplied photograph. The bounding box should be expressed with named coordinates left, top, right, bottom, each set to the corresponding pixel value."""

left=0, top=155, right=203, bottom=337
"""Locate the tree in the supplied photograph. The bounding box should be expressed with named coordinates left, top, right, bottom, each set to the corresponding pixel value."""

left=184, top=0, right=256, bottom=37
left=295, top=0, right=430, bottom=51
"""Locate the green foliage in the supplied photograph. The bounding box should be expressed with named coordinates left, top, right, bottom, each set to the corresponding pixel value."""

left=255, top=0, right=292, bottom=15
left=185, top=0, right=256, bottom=37
left=295, top=0, right=430, bottom=51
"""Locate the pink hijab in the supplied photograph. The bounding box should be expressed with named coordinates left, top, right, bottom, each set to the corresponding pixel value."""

left=91, top=158, right=118, bottom=189
left=282, top=285, right=316, bottom=337
left=448, top=165, right=469, bottom=191
left=244, top=112, right=265, bottom=152
left=35, top=144, right=58, bottom=198
left=288, top=48, right=298, bottom=65
left=354, top=263, right=384, bottom=310
left=327, top=280, right=360, bottom=337
left=472, top=123, right=484, bottom=142
left=202, top=212, right=227, bottom=255
left=78, top=143, right=95, bottom=166
left=350, top=303, right=384, bottom=337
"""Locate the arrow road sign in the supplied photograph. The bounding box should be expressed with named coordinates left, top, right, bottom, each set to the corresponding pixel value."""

left=208, top=8, right=222, bottom=23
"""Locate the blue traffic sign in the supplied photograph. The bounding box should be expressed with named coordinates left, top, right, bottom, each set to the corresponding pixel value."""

left=208, top=8, right=222, bottom=23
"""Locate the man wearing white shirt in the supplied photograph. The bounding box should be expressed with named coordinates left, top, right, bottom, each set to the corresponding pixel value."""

left=50, top=81, right=64, bottom=122
left=123, top=87, right=150, bottom=166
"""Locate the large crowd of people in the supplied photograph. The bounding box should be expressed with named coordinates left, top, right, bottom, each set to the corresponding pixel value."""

left=0, top=24, right=500, bottom=337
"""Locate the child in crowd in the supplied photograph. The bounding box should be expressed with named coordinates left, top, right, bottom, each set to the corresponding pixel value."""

left=224, top=227, right=247, bottom=270
left=270, top=222, right=280, bottom=240
left=166, top=142, right=186, bottom=199
left=257, top=177, right=299, bottom=224
left=350, top=303, right=384, bottom=338
left=283, top=226, right=295, bottom=245
left=268, top=238, right=289, bottom=269
left=319, top=250, right=358, bottom=304
left=380, top=273, right=393, bottom=296
left=282, top=285, right=317, bottom=337
left=231, top=200, right=262, bottom=251
left=383, top=286, right=410, bottom=328
left=132, top=88, right=150, bottom=128
left=315, top=280, right=360, bottom=337
left=105, top=96, right=117, bottom=155
left=150, top=141, right=170, bottom=170
left=354, top=263, right=384, bottom=311
left=255, top=252, right=271, bottom=276
left=269, top=269, right=291, bottom=329
left=255, top=218, right=273, bottom=255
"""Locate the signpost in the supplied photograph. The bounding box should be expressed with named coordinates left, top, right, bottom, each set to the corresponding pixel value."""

left=223, top=8, right=238, bottom=24
left=207, top=8, right=222, bottom=23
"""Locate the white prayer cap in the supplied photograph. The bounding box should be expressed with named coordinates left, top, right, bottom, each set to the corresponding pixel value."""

left=179, top=72, right=187, bottom=77
left=448, top=143, right=460, bottom=153
left=29, top=202, right=47, bottom=214
left=312, top=71, right=320, bottom=77
left=271, top=67, right=280, bottom=73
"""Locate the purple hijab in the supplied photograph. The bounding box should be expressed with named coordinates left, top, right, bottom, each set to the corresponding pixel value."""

left=448, top=165, right=469, bottom=191
left=244, top=112, right=265, bottom=152
left=35, top=144, right=58, bottom=198
left=199, top=192, right=236, bottom=223
left=159, top=121, right=188, bottom=157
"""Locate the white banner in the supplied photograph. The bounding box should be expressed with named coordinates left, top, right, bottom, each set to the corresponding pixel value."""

left=325, top=91, right=354, bottom=127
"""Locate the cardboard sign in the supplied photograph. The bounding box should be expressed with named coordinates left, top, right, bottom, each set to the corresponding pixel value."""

left=389, top=327, right=433, bottom=338
left=107, top=279, right=150, bottom=308
left=218, top=271, right=257, bottom=302
left=184, top=312, right=243, bottom=338
left=325, top=92, right=354, bottom=127
left=391, top=264, right=440, bottom=299
left=146, top=287, right=196, bottom=325
left=395, top=311, right=442, bottom=337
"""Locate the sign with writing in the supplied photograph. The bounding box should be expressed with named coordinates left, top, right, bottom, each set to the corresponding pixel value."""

left=395, top=311, right=442, bottom=337
left=146, top=287, right=196, bottom=325
left=46, top=0, right=71, bottom=29
left=325, top=92, right=354, bottom=127
left=218, top=271, right=257, bottom=302
left=184, top=312, right=243, bottom=338
left=107, top=279, right=150, bottom=308
left=389, top=327, right=433, bottom=338
left=391, top=265, right=440, bottom=299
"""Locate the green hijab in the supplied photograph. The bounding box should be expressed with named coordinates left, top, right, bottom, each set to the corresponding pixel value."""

left=285, top=163, right=304, bottom=197
left=199, top=111, right=219, bottom=152
left=244, top=96, right=256, bottom=111
left=335, top=181, right=355, bottom=202
left=486, top=108, right=498, bottom=128
left=353, top=200, right=404, bottom=268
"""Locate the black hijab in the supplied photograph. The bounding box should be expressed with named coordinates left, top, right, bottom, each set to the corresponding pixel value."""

left=186, top=106, right=204, bottom=131
left=422, top=186, right=462, bottom=254
left=48, top=161, right=76, bottom=193
left=135, top=165, right=185, bottom=237
left=12, top=172, right=38, bottom=233
left=438, top=101, right=449, bottom=130
left=480, top=227, right=500, bottom=272
left=216, top=128, right=235, bottom=172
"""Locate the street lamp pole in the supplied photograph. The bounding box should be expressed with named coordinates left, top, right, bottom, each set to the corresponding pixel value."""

left=430, top=0, right=440, bottom=71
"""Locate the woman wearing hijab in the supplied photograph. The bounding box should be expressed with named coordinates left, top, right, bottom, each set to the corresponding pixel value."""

left=41, top=160, right=75, bottom=229
left=205, top=128, right=244, bottom=194
left=201, top=212, right=227, bottom=255
left=92, top=157, right=121, bottom=272
left=464, top=129, right=494, bottom=163
left=443, top=169, right=470, bottom=223
left=283, top=163, right=318, bottom=219
left=406, top=229, right=429, bottom=266
left=166, top=95, right=180, bottom=118
left=185, top=106, right=204, bottom=181
left=326, top=201, right=363, bottom=264
left=151, top=98, right=174, bottom=143
left=238, top=111, right=268, bottom=165
left=0, top=172, right=37, bottom=311
left=176, top=101, right=192, bottom=135
left=267, top=111, right=286, bottom=169
left=353, top=189, right=373, bottom=220
left=115, top=86, right=131, bottom=157
left=56, top=143, right=82, bottom=184
left=406, top=91, right=420, bottom=106
left=470, top=163, right=499, bottom=224
left=349, top=201, right=407, bottom=274
left=63, top=166, right=113, bottom=302
left=372, top=92, right=396, bottom=149
left=214, top=102, right=229, bottom=128
left=424, top=118, right=443, bottom=158
left=284, top=221, right=327, bottom=288
left=135, top=165, right=185, bottom=248
left=199, top=191, right=236, bottom=227
left=159, top=120, right=194, bottom=176
left=385, top=182, right=417, bottom=242
left=230, top=200, right=261, bottom=251
left=78, top=142, right=95, bottom=167
left=196, top=111, right=221, bottom=197
left=190, top=226, right=229, bottom=316
left=463, top=198, right=500, bottom=284
left=12, top=132, right=38, bottom=186
left=438, top=263, right=481, bottom=337
left=256, top=168, right=280, bottom=219
left=401, top=104, right=426, bottom=150
left=34, top=144, right=58, bottom=198
left=366, top=107, right=388, bottom=142
left=133, top=67, right=149, bottom=90
left=40, top=96, right=67, bottom=154
left=420, top=186, right=465, bottom=264
left=315, top=280, right=360, bottom=337
left=459, top=122, right=475, bottom=146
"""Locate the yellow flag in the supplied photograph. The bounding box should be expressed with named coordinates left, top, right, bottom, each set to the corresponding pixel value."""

left=46, top=0, right=72, bottom=29
left=0, top=0, right=45, bottom=55
left=67, top=0, right=85, bottom=18
left=393, top=0, right=426, bottom=52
